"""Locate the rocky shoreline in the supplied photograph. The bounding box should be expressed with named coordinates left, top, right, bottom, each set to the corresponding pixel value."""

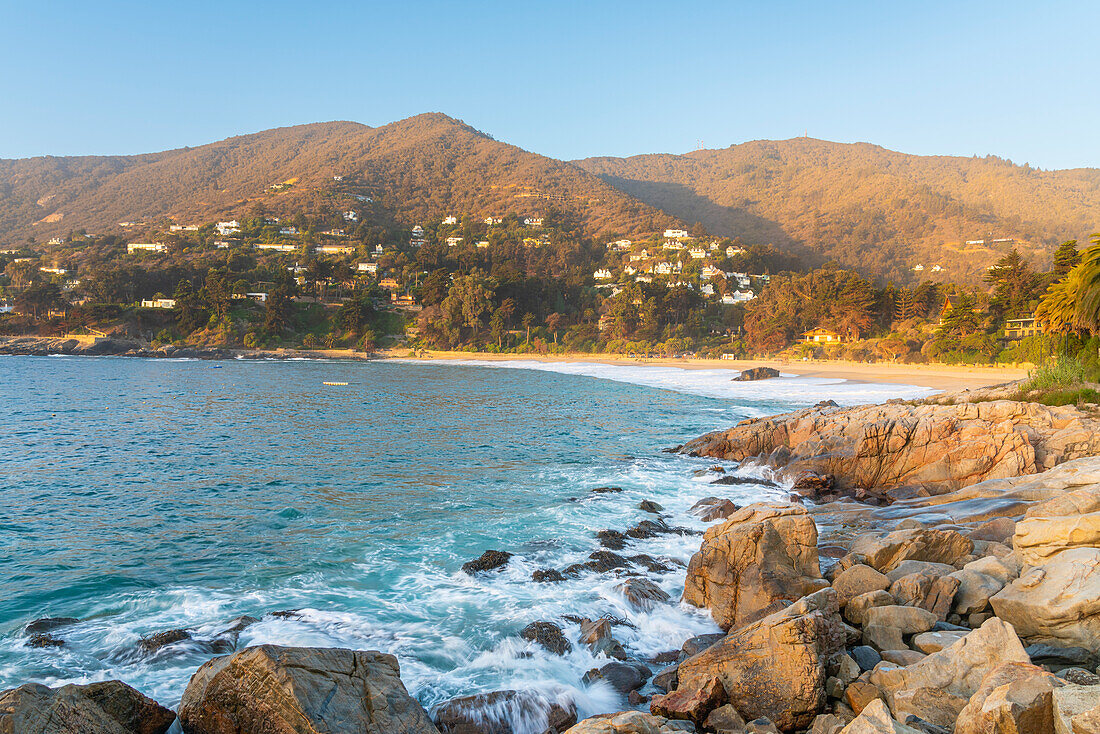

left=0, top=334, right=376, bottom=360
left=8, top=392, right=1100, bottom=733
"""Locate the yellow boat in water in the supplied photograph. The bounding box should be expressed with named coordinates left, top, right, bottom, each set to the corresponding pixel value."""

left=323, top=381, right=349, bottom=386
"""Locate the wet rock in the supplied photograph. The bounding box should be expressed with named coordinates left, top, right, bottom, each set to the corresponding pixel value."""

left=640, top=500, right=664, bottom=514
left=139, top=629, right=192, bottom=654
left=268, top=609, right=302, bottom=619
left=434, top=690, right=576, bottom=734
left=627, top=690, right=648, bottom=705
left=683, top=503, right=827, bottom=631
left=565, top=710, right=694, bottom=733
left=851, top=646, right=882, bottom=672
left=626, top=518, right=676, bottom=539
left=711, top=475, right=779, bottom=487
left=585, top=551, right=631, bottom=573
left=462, top=550, right=513, bottom=574
left=26, top=633, right=65, bottom=648
left=220, top=615, right=259, bottom=634
left=734, top=367, right=780, bottom=381
left=850, top=529, right=973, bottom=574
left=583, top=662, right=650, bottom=695
left=680, top=633, right=725, bottom=659
left=628, top=554, right=676, bottom=573
left=1025, top=643, right=1100, bottom=670
left=650, top=676, right=726, bottom=726
left=24, top=616, right=78, bottom=634
left=653, top=664, right=679, bottom=693
left=791, top=471, right=835, bottom=498
left=597, top=530, right=628, bottom=550
left=578, top=619, right=627, bottom=660
left=178, top=645, right=438, bottom=734
left=590, top=486, right=624, bottom=494
left=816, top=399, right=840, bottom=408
left=0, top=680, right=175, bottom=734
left=678, top=589, right=846, bottom=731
left=617, top=578, right=671, bottom=611
left=533, top=569, right=566, bottom=583
left=521, top=622, right=572, bottom=656
left=704, top=703, right=746, bottom=733
left=651, top=650, right=679, bottom=664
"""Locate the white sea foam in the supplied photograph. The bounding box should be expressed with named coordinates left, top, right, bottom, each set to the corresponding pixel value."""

left=394, top=358, right=937, bottom=405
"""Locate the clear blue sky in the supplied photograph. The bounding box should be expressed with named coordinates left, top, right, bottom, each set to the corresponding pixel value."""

left=3, top=0, right=1098, bottom=169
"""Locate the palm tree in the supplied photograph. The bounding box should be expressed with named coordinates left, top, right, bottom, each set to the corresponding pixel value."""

left=1037, top=233, right=1100, bottom=334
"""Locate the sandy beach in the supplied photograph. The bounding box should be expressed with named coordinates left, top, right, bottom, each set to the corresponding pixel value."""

left=378, top=350, right=1031, bottom=392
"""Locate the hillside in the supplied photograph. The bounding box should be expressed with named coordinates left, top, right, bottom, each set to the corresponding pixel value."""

left=0, top=114, right=675, bottom=244
left=577, top=138, right=1100, bottom=282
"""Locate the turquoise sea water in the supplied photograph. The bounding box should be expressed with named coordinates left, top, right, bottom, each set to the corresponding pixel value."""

left=0, top=356, right=933, bottom=729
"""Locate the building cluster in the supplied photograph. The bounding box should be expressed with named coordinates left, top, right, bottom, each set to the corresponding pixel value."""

left=595, top=231, right=761, bottom=305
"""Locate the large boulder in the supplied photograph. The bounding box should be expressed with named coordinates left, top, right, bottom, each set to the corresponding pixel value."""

left=837, top=699, right=921, bottom=733
left=849, top=529, right=973, bottom=573
left=0, top=681, right=174, bottom=734
left=677, top=588, right=846, bottom=731
left=871, top=618, right=1030, bottom=711
left=432, top=690, right=576, bottom=734
left=954, top=661, right=1062, bottom=734
left=683, top=503, right=827, bottom=631
left=734, top=367, right=781, bottom=382
left=177, top=645, right=439, bottom=734
left=1053, top=684, right=1100, bottom=734
left=991, top=547, right=1100, bottom=648
left=1014, top=485, right=1100, bottom=565
left=680, top=401, right=1100, bottom=496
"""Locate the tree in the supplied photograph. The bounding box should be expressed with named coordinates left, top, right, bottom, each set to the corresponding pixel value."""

left=522, top=313, right=535, bottom=344
left=264, top=271, right=296, bottom=336
left=893, top=289, right=922, bottom=323
left=545, top=312, right=565, bottom=345
left=13, top=283, right=65, bottom=318
left=983, top=248, right=1039, bottom=319
left=1052, top=240, right=1080, bottom=279
left=1036, top=233, right=1100, bottom=334
left=173, top=279, right=205, bottom=334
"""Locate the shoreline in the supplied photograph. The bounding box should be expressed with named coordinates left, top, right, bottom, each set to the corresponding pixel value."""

left=380, top=349, right=1031, bottom=392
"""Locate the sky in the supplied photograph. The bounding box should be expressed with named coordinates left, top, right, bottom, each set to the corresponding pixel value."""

left=2, top=0, right=1098, bottom=169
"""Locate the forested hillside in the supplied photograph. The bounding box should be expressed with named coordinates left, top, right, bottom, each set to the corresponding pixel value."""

left=577, top=138, right=1100, bottom=282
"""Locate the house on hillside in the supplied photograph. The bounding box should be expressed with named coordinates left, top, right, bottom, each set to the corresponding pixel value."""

left=726, top=246, right=745, bottom=257
left=594, top=269, right=613, bottom=280
left=215, top=221, right=241, bottom=236
left=689, top=248, right=707, bottom=259
left=801, top=327, right=843, bottom=344
left=1004, top=316, right=1045, bottom=341
left=443, top=216, right=458, bottom=225
left=127, top=242, right=167, bottom=253
left=446, top=236, right=463, bottom=247
left=476, top=240, right=489, bottom=249
left=379, top=277, right=399, bottom=290
left=316, top=245, right=354, bottom=255
left=664, top=229, right=690, bottom=239
left=524, top=217, right=544, bottom=227
left=255, top=243, right=297, bottom=253
left=343, top=211, right=359, bottom=222
left=141, top=298, right=176, bottom=309
left=357, top=262, right=378, bottom=274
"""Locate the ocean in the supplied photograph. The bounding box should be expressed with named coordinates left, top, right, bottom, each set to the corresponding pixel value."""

left=0, top=356, right=933, bottom=728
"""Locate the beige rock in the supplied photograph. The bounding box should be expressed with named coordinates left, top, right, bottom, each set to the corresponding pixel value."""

left=649, top=676, right=725, bottom=726
left=991, top=548, right=1100, bottom=648
left=681, top=400, right=1100, bottom=496
left=863, top=606, right=937, bottom=635
left=703, top=703, right=746, bottom=733
left=850, top=529, right=974, bottom=573
left=871, top=617, right=1030, bottom=708
left=954, top=661, right=1062, bottom=734
left=949, top=569, right=1005, bottom=615
left=683, top=503, right=827, bottom=631
left=862, top=626, right=905, bottom=653
left=1053, top=684, right=1100, bottom=734
left=833, top=565, right=891, bottom=606
left=844, top=590, right=896, bottom=626
left=891, top=686, right=967, bottom=729
left=886, top=573, right=958, bottom=620
left=884, top=560, right=957, bottom=582
left=964, top=554, right=1019, bottom=584
left=879, top=650, right=924, bottom=666
left=844, top=679, right=882, bottom=714
left=838, top=699, right=922, bottom=733
left=910, top=630, right=966, bottom=654
left=176, top=645, right=439, bottom=734
left=678, top=588, right=845, bottom=731
left=810, top=713, right=849, bottom=734
left=565, top=711, right=691, bottom=734
left=1016, top=486, right=1100, bottom=565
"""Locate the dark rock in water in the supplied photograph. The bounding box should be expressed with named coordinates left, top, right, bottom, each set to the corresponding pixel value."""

left=1026, top=643, right=1100, bottom=669
left=628, top=690, right=649, bottom=705
left=680, top=633, right=725, bottom=659
left=689, top=497, right=740, bottom=522
left=639, top=500, right=664, bottom=514
left=582, top=661, right=651, bottom=695
left=733, top=367, right=780, bottom=382
left=628, top=554, right=677, bottom=573
left=661, top=446, right=683, bottom=454
left=1058, top=667, right=1100, bottom=685
left=590, top=486, right=623, bottom=494
left=576, top=618, right=628, bottom=660
left=625, top=518, right=672, bottom=539
left=585, top=551, right=631, bottom=573
left=651, top=650, right=679, bottom=664
left=815, top=399, right=840, bottom=408
left=710, top=474, right=779, bottom=487
left=653, top=664, right=679, bottom=693
left=221, top=615, right=259, bottom=634
left=531, top=569, right=565, bottom=583
left=26, top=633, right=65, bottom=648
left=139, top=629, right=192, bottom=654
left=851, top=645, right=882, bottom=672
left=0, top=680, right=175, bottom=734
left=901, top=715, right=951, bottom=734
left=24, top=616, right=78, bottom=634
left=520, top=622, right=572, bottom=656
left=179, top=645, right=438, bottom=734
left=432, top=689, right=577, bottom=734
left=616, top=578, right=671, bottom=611
left=268, top=609, right=302, bottom=620
left=462, top=550, right=513, bottom=574
left=596, top=529, right=628, bottom=550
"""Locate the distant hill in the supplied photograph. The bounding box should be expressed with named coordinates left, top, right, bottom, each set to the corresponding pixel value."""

left=0, top=114, right=674, bottom=244
left=576, top=138, right=1100, bottom=282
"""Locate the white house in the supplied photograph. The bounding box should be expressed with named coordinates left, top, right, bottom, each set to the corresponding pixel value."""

left=664, top=229, right=690, bottom=239
left=623, top=265, right=638, bottom=276
left=484, top=217, right=503, bottom=225
left=40, top=266, right=68, bottom=276
left=214, top=240, right=232, bottom=249
left=912, top=264, right=925, bottom=272
left=127, top=242, right=167, bottom=253
left=607, top=239, right=632, bottom=251
left=343, top=211, right=359, bottom=222
left=689, top=248, right=707, bottom=259
left=594, top=269, right=613, bottom=280
left=732, top=289, right=755, bottom=303
left=357, top=262, right=379, bottom=274
left=524, top=217, right=544, bottom=227
left=141, top=298, right=176, bottom=309
left=215, top=221, right=241, bottom=236
left=333, top=175, right=344, bottom=181
left=316, top=245, right=354, bottom=255
left=246, top=292, right=268, bottom=302
left=476, top=240, right=489, bottom=249
left=701, top=284, right=715, bottom=296
left=443, top=216, right=458, bottom=225
left=446, top=236, right=464, bottom=247
left=373, top=244, right=385, bottom=254
left=662, top=240, right=686, bottom=250
left=255, top=243, right=297, bottom=253
left=635, top=275, right=653, bottom=283
left=726, top=246, right=745, bottom=258
left=279, top=226, right=299, bottom=236
left=47, top=237, right=65, bottom=245
left=931, top=264, right=944, bottom=273
left=169, top=224, right=198, bottom=232
left=412, top=225, right=425, bottom=237
left=655, top=262, right=673, bottom=275
left=700, top=265, right=722, bottom=279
